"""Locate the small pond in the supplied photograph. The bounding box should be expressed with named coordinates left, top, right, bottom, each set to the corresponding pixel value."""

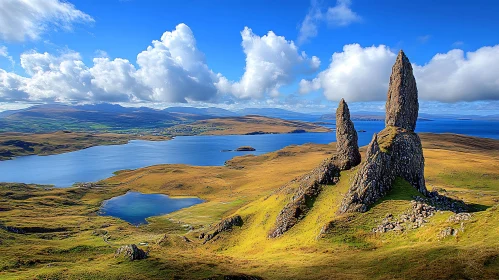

left=99, top=191, right=204, bottom=225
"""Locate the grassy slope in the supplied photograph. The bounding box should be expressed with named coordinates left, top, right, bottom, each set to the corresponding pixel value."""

left=0, top=131, right=171, bottom=161
left=162, top=116, right=331, bottom=136
left=0, top=133, right=498, bottom=279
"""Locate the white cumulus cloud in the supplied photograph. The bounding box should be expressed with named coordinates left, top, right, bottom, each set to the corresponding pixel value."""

left=219, top=27, right=320, bottom=99
left=299, top=44, right=499, bottom=102
left=0, top=0, right=94, bottom=42
left=89, top=57, right=147, bottom=102
left=415, top=46, right=499, bottom=102
left=299, top=44, right=395, bottom=101
left=0, top=24, right=226, bottom=103
left=0, top=69, right=28, bottom=101
left=135, top=23, right=220, bottom=103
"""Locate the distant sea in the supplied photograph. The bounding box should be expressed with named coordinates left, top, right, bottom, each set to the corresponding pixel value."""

left=0, top=119, right=497, bottom=187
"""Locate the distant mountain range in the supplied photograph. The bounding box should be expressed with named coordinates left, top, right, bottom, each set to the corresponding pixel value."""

left=235, top=108, right=320, bottom=120
left=1, top=103, right=498, bottom=133
left=0, top=104, right=322, bottom=133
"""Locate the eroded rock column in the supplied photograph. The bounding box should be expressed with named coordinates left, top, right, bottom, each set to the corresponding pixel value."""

left=385, top=50, right=419, bottom=131
left=339, top=50, right=427, bottom=213
left=336, top=98, right=361, bottom=170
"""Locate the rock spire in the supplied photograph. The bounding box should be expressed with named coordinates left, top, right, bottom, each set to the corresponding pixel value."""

left=335, top=98, right=361, bottom=170
left=339, top=50, right=427, bottom=213
left=385, top=50, right=419, bottom=131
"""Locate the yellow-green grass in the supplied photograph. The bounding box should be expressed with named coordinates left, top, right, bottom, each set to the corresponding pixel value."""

left=0, top=133, right=498, bottom=279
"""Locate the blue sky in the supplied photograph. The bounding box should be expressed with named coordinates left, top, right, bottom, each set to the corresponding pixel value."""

left=0, top=0, right=498, bottom=114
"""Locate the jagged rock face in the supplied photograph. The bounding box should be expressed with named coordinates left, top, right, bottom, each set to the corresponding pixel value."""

left=385, top=50, right=419, bottom=131
left=115, top=244, right=147, bottom=261
left=268, top=157, right=340, bottom=238
left=203, top=215, right=243, bottom=243
left=339, top=127, right=427, bottom=213
left=336, top=99, right=361, bottom=170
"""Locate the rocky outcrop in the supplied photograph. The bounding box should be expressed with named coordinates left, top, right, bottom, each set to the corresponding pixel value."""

left=335, top=99, right=361, bottom=170
left=385, top=50, right=419, bottom=131
left=115, top=244, right=147, bottom=261
left=203, top=215, right=243, bottom=243
left=339, top=128, right=427, bottom=213
left=339, top=51, right=427, bottom=213
left=268, top=158, right=340, bottom=238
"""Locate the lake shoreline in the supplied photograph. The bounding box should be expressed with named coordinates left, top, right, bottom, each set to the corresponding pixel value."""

left=0, top=118, right=498, bottom=187
left=0, top=116, right=331, bottom=161
left=0, top=131, right=171, bottom=161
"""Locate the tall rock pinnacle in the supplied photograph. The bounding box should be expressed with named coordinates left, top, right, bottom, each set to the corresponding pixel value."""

left=339, top=51, right=427, bottom=214
left=336, top=99, right=361, bottom=170
left=385, top=50, right=419, bottom=131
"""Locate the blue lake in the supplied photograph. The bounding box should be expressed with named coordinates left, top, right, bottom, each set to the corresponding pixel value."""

left=0, top=119, right=498, bottom=188
left=99, top=191, right=204, bottom=225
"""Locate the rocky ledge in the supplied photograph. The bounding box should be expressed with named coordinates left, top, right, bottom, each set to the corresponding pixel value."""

left=268, top=158, right=341, bottom=238
left=202, top=215, right=243, bottom=243
left=268, top=99, right=361, bottom=238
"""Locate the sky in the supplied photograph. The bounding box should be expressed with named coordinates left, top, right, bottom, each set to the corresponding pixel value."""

left=0, top=0, right=499, bottom=115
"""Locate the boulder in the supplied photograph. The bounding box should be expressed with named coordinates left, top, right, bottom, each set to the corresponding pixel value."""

left=335, top=98, right=361, bottom=170
left=439, top=227, right=458, bottom=239
left=115, top=244, right=147, bottom=261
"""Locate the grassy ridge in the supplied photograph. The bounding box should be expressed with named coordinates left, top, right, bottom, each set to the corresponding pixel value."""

left=0, top=133, right=498, bottom=279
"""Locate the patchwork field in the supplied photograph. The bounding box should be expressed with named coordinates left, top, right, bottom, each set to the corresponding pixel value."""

left=0, top=133, right=498, bottom=279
